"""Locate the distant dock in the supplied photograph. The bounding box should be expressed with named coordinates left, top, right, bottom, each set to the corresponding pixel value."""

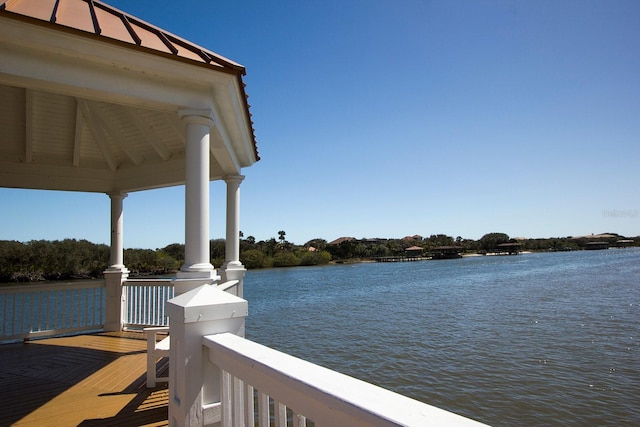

left=374, top=256, right=430, bottom=263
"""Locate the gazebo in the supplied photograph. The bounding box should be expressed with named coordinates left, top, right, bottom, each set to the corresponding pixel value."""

left=0, top=0, right=259, bottom=329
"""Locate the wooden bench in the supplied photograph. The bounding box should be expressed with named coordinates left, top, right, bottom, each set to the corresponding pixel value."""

left=144, top=326, right=170, bottom=388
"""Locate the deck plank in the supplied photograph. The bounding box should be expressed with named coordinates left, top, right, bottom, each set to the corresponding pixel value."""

left=0, top=331, right=168, bottom=426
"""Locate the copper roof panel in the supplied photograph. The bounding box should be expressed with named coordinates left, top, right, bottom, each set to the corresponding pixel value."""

left=129, top=21, right=174, bottom=54
left=3, top=0, right=56, bottom=21
left=56, top=0, right=95, bottom=32
left=173, top=42, right=210, bottom=64
left=93, top=6, right=135, bottom=44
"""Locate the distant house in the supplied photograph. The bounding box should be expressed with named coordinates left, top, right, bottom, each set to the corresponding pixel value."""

left=430, top=246, right=463, bottom=259
left=495, top=242, right=521, bottom=255
left=402, top=235, right=423, bottom=241
left=405, top=246, right=424, bottom=257
left=585, top=241, right=609, bottom=250
left=615, top=239, right=634, bottom=248
left=361, top=238, right=389, bottom=244
left=328, top=237, right=356, bottom=245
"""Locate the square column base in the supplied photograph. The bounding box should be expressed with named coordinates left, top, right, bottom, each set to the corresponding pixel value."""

left=103, top=268, right=129, bottom=332
left=173, top=269, right=220, bottom=296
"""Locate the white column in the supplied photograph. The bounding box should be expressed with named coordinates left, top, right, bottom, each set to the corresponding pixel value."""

left=104, top=192, right=129, bottom=331
left=219, top=175, right=247, bottom=297
left=174, top=109, right=219, bottom=294
left=107, top=192, right=127, bottom=270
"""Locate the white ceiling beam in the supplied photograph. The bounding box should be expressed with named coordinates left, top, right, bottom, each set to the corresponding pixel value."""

left=0, top=160, right=114, bottom=192
left=24, top=89, right=33, bottom=163
left=124, top=108, right=171, bottom=161
left=73, top=100, right=84, bottom=167
left=83, top=100, right=144, bottom=166
left=77, top=99, right=117, bottom=171
left=168, top=115, right=187, bottom=145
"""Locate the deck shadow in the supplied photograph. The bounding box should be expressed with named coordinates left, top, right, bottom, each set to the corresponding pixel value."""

left=0, top=331, right=168, bottom=426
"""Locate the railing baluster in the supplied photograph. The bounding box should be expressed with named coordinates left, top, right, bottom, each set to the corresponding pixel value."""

left=137, top=285, right=142, bottom=325
left=147, top=285, right=152, bottom=324
left=22, top=293, right=27, bottom=333
left=74, top=288, right=79, bottom=328
left=84, top=287, right=89, bottom=326
left=1, top=295, right=6, bottom=335
left=28, top=292, right=34, bottom=333
left=13, top=293, right=19, bottom=335
left=233, top=377, right=244, bottom=426
left=154, top=285, right=159, bottom=324
left=94, top=288, right=102, bottom=325
left=125, top=285, right=131, bottom=325
left=140, top=285, right=144, bottom=324
left=69, top=289, right=74, bottom=329
left=293, top=412, right=306, bottom=427
left=160, top=284, right=166, bottom=323
left=156, top=285, right=161, bottom=324
left=273, top=400, right=286, bottom=427
left=131, top=285, right=137, bottom=325
left=257, top=391, right=269, bottom=427
left=45, top=290, right=51, bottom=331
left=54, top=290, right=59, bottom=330
left=34, top=292, right=41, bottom=333
left=133, top=285, right=139, bottom=325
left=222, top=370, right=233, bottom=427
left=245, top=384, right=254, bottom=427
left=150, top=285, right=155, bottom=324
left=37, top=291, right=42, bottom=333
left=65, top=289, right=69, bottom=328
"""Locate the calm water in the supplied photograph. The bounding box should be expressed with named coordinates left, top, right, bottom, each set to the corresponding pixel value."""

left=243, top=248, right=640, bottom=426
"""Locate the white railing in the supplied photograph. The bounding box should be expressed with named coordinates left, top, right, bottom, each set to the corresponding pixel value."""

left=0, top=278, right=176, bottom=342
left=0, top=280, right=106, bottom=342
left=217, top=279, right=240, bottom=296
left=123, top=278, right=174, bottom=328
left=203, top=332, right=489, bottom=427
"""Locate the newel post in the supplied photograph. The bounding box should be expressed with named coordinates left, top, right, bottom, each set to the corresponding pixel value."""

left=167, top=284, right=248, bottom=427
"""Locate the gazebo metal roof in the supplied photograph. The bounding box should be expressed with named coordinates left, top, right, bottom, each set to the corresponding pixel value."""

left=0, top=0, right=259, bottom=193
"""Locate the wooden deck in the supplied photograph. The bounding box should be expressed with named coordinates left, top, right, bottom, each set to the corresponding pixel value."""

left=0, top=331, right=169, bottom=426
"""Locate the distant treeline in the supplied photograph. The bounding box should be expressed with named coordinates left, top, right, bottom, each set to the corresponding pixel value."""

left=0, top=237, right=333, bottom=282
left=0, top=232, right=636, bottom=282
left=318, top=232, right=637, bottom=259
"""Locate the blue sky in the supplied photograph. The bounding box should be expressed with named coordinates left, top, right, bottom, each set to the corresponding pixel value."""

left=2, top=0, right=639, bottom=248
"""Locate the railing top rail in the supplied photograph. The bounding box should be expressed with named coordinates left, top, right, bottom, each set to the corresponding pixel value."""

left=204, top=332, right=489, bottom=427
left=124, top=278, right=173, bottom=285
left=217, top=280, right=239, bottom=292
left=0, top=280, right=106, bottom=294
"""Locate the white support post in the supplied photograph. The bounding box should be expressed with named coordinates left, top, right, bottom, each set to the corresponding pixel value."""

left=219, top=175, right=246, bottom=297
left=167, top=285, right=248, bottom=427
left=174, top=109, right=219, bottom=295
left=104, top=191, right=129, bottom=331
